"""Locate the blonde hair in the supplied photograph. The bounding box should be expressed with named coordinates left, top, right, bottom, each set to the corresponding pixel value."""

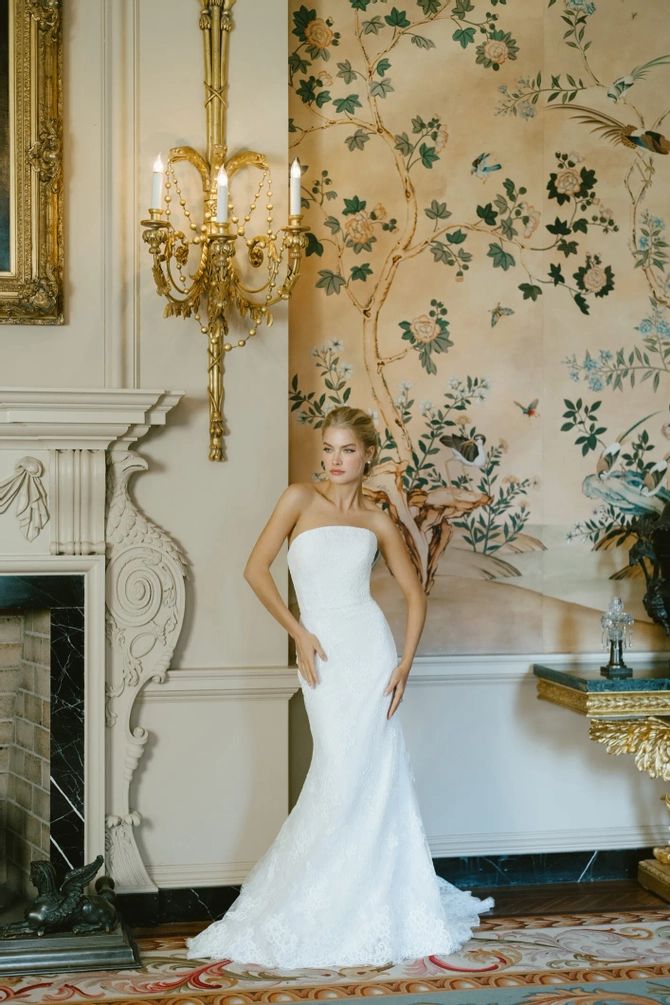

left=322, top=406, right=379, bottom=468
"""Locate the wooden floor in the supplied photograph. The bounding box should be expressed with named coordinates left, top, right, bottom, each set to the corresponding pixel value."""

left=474, top=879, right=668, bottom=916
left=133, top=881, right=669, bottom=938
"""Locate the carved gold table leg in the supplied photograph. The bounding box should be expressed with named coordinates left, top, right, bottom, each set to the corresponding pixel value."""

left=589, top=717, right=670, bottom=900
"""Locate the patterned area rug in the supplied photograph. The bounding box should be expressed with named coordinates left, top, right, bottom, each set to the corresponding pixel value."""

left=4, top=910, right=670, bottom=1004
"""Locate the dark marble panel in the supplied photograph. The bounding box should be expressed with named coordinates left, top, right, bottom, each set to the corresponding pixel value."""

left=118, top=886, right=241, bottom=928
left=534, top=662, right=670, bottom=691
left=50, top=606, right=85, bottom=871
left=434, top=847, right=653, bottom=888
left=0, top=575, right=84, bottom=610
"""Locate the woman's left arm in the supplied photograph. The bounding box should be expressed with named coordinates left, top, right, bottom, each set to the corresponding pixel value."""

left=377, top=515, right=428, bottom=719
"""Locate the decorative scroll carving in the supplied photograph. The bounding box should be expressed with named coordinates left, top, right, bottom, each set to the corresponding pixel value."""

left=589, top=717, right=670, bottom=780
left=104, top=449, right=188, bottom=893
left=0, top=457, right=49, bottom=541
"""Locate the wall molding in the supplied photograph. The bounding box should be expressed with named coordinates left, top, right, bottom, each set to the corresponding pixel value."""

left=140, top=666, right=301, bottom=701
left=429, top=824, right=669, bottom=858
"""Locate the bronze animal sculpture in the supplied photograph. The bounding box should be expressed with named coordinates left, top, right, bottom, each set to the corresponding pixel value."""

left=0, top=855, right=119, bottom=938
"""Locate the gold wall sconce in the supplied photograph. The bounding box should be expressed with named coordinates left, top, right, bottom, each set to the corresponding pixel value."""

left=141, top=0, right=306, bottom=461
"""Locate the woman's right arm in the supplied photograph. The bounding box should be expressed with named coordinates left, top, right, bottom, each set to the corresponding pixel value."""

left=243, top=484, right=326, bottom=686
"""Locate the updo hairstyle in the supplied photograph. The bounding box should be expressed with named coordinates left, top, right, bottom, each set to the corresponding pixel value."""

left=322, top=406, right=379, bottom=469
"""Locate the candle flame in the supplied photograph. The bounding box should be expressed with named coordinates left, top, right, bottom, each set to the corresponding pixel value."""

left=153, top=154, right=164, bottom=172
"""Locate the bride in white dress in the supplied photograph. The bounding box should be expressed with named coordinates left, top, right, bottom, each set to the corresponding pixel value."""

left=186, top=405, right=493, bottom=969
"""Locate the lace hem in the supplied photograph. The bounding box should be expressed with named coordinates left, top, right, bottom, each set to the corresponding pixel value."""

left=185, top=880, right=494, bottom=969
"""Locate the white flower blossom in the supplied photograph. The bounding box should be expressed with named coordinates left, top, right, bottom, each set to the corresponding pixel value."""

left=329, top=338, right=344, bottom=352
left=419, top=400, right=433, bottom=415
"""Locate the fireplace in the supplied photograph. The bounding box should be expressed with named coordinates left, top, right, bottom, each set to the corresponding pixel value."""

left=0, top=388, right=185, bottom=900
left=0, top=576, right=85, bottom=910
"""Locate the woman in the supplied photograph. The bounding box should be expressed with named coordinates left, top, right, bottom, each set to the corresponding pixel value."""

left=187, top=406, right=493, bottom=968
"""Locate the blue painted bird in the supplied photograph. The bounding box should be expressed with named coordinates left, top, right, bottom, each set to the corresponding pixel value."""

left=471, top=153, right=502, bottom=179
left=551, top=104, right=670, bottom=154
left=608, top=54, right=670, bottom=101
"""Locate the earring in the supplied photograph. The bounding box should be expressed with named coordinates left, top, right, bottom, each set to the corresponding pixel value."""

left=364, top=462, right=370, bottom=475
left=321, top=460, right=325, bottom=469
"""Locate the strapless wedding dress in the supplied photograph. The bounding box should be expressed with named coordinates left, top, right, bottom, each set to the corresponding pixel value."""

left=186, top=524, right=493, bottom=968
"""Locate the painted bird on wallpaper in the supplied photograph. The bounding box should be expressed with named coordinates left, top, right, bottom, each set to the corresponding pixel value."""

left=471, top=153, right=502, bottom=179
left=439, top=433, right=487, bottom=467
left=551, top=104, right=670, bottom=154
left=642, top=455, right=670, bottom=496
left=607, top=54, right=670, bottom=101
left=514, top=398, right=539, bottom=418
left=596, top=440, right=622, bottom=479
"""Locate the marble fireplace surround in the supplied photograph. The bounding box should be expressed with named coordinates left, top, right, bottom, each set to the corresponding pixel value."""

left=0, top=388, right=185, bottom=894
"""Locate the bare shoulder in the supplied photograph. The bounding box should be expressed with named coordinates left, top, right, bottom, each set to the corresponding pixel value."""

left=367, top=507, right=399, bottom=546
left=281, top=482, right=316, bottom=506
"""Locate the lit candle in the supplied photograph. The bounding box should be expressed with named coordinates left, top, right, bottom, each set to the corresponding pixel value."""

left=290, top=158, right=302, bottom=217
left=216, top=166, right=229, bottom=224
left=151, top=154, right=164, bottom=210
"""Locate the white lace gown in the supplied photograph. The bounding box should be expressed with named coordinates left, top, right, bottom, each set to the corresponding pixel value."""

left=186, top=524, right=493, bottom=968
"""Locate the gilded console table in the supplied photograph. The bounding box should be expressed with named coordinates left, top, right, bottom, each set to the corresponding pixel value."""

left=533, top=662, right=670, bottom=900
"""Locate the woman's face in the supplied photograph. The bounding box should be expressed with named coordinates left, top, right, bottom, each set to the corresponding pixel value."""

left=321, top=426, right=370, bottom=484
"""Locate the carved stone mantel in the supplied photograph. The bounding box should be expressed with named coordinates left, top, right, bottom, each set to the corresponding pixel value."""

left=0, top=387, right=186, bottom=894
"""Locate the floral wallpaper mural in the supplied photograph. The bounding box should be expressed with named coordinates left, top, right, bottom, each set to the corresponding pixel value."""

left=288, top=0, right=670, bottom=655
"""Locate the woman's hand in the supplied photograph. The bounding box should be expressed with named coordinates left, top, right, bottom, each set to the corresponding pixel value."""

left=295, top=628, right=327, bottom=688
left=384, top=661, right=410, bottom=719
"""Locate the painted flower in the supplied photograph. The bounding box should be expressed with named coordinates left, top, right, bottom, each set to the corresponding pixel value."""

left=400, top=379, right=413, bottom=391
left=304, top=18, right=333, bottom=51
left=317, top=70, right=333, bottom=87
left=566, top=0, right=596, bottom=15
left=344, top=211, right=374, bottom=245
left=502, top=475, right=519, bottom=485
left=419, top=400, right=433, bottom=415
left=329, top=338, right=344, bottom=352
left=573, top=255, right=615, bottom=298
left=498, top=439, right=509, bottom=453
left=476, top=30, right=518, bottom=71
left=410, top=315, right=440, bottom=344
left=434, top=126, right=449, bottom=152
left=554, top=169, right=582, bottom=197
left=372, top=202, right=387, bottom=221
left=340, top=363, right=352, bottom=378
left=517, top=101, right=536, bottom=120
left=519, top=202, right=541, bottom=238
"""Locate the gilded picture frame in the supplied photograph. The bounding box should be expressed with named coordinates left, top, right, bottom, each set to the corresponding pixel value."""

left=0, top=0, right=63, bottom=325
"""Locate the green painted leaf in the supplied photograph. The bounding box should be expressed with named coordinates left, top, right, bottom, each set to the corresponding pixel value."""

left=350, top=0, right=370, bottom=8
left=549, top=262, right=564, bottom=285
left=333, top=94, right=362, bottom=114
left=345, top=129, right=370, bottom=151
left=315, top=90, right=331, bottom=108
left=370, top=77, right=394, bottom=98
left=394, top=132, right=414, bottom=156
left=343, top=195, right=367, bottom=215
left=376, top=57, right=391, bottom=76
left=425, top=199, right=450, bottom=220
left=446, top=229, right=467, bottom=244
left=419, top=143, right=439, bottom=168
left=316, top=269, right=346, bottom=295
left=362, top=15, right=384, bottom=33
left=572, top=217, right=589, bottom=233
left=351, top=263, right=373, bottom=281
left=503, top=178, right=516, bottom=201
left=337, top=60, right=357, bottom=84
left=519, top=282, right=542, bottom=301
left=417, top=0, right=441, bottom=13
left=292, top=5, right=317, bottom=40
left=452, top=26, right=475, bottom=48
left=476, top=202, right=498, bottom=226
left=305, top=232, right=324, bottom=257
left=487, top=242, right=516, bottom=270
left=574, top=292, right=590, bottom=314
left=546, top=217, right=571, bottom=236
left=385, top=7, right=411, bottom=27
left=324, top=216, right=341, bottom=234
left=412, top=34, right=436, bottom=49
